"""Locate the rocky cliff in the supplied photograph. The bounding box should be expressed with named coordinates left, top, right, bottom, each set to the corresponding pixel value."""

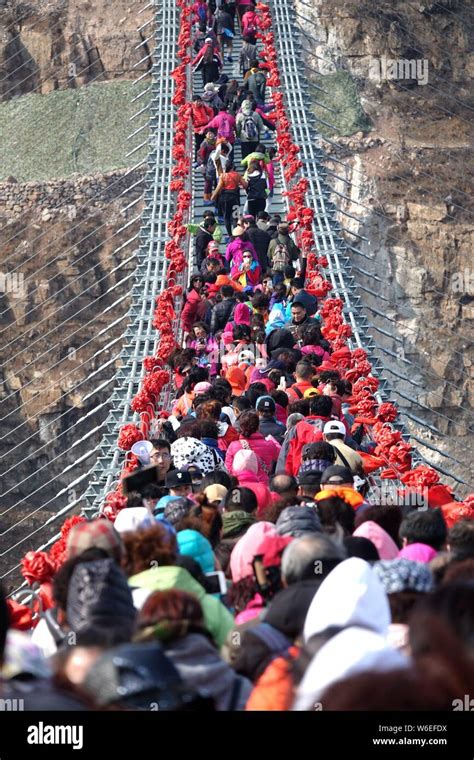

left=295, top=0, right=473, bottom=493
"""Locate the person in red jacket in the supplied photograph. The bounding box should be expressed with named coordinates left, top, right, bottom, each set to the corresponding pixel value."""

left=191, top=95, right=215, bottom=160
left=181, top=274, right=206, bottom=343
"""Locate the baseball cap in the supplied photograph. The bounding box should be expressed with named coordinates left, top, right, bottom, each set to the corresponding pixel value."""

left=323, top=420, right=346, bottom=436
left=194, top=381, right=212, bottom=395
left=165, top=470, right=193, bottom=489
left=298, top=471, right=323, bottom=488
left=256, top=395, right=276, bottom=414
left=203, top=484, right=228, bottom=503
left=320, top=465, right=354, bottom=486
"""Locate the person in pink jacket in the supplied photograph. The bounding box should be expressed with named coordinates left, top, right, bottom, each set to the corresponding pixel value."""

left=229, top=521, right=292, bottom=624
left=231, top=449, right=273, bottom=516
left=225, top=410, right=280, bottom=485
left=241, top=7, right=259, bottom=38
left=225, top=232, right=258, bottom=268
left=199, top=106, right=237, bottom=145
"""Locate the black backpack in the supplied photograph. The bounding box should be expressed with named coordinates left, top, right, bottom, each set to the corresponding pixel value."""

left=247, top=173, right=267, bottom=200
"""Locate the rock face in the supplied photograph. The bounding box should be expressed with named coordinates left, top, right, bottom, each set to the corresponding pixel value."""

left=0, top=0, right=152, bottom=100
left=0, top=172, right=143, bottom=587
left=296, top=0, right=473, bottom=493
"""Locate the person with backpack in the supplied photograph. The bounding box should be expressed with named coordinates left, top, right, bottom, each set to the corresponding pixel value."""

left=200, top=105, right=237, bottom=148
left=211, top=160, right=248, bottom=237
left=244, top=161, right=268, bottom=219
left=268, top=223, right=300, bottom=285
left=275, top=395, right=334, bottom=477
left=236, top=100, right=263, bottom=159
left=241, top=6, right=259, bottom=40
left=242, top=213, right=270, bottom=271
left=285, top=361, right=318, bottom=403
left=197, top=131, right=217, bottom=201
left=245, top=61, right=267, bottom=106
left=225, top=411, right=280, bottom=485
left=240, top=35, right=258, bottom=77
left=210, top=284, right=239, bottom=335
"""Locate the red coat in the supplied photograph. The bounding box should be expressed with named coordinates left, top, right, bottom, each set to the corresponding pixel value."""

left=181, top=289, right=204, bottom=334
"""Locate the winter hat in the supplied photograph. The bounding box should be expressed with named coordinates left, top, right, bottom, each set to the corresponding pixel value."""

left=276, top=506, right=322, bottom=538
left=203, top=484, right=228, bottom=503
left=241, top=100, right=253, bottom=115
left=67, top=519, right=124, bottom=562
left=398, top=542, right=438, bottom=564
left=177, top=529, right=215, bottom=574
left=226, top=366, right=247, bottom=396
left=374, top=558, right=434, bottom=595
left=204, top=82, right=218, bottom=93
left=67, top=559, right=136, bottom=639
left=230, top=521, right=293, bottom=583
left=353, top=521, right=399, bottom=560
left=232, top=449, right=259, bottom=475
left=298, top=458, right=334, bottom=476
left=162, top=497, right=192, bottom=526
left=170, top=437, right=225, bottom=475
left=238, top=349, right=255, bottom=365
left=114, top=508, right=152, bottom=534
left=233, top=303, right=252, bottom=325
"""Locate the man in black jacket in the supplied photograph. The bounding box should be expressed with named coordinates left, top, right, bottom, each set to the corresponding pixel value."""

left=243, top=214, right=270, bottom=271
left=256, top=396, right=287, bottom=444
left=195, top=218, right=217, bottom=269
left=210, top=284, right=237, bottom=335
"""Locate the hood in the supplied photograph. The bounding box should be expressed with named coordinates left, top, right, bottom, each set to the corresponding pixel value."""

left=303, top=557, right=390, bottom=642
left=170, top=436, right=222, bottom=475
left=263, top=580, right=322, bottom=640
left=294, top=626, right=408, bottom=710
left=233, top=302, right=252, bottom=325
left=221, top=510, right=256, bottom=538
left=353, top=521, right=399, bottom=560
left=128, top=565, right=206, bottom=602
left=265, top=328, right=295, bottom=356
left=177, top=529, right=215, bottom=574
left=275, top=506, right=322, bottom=538
left=241, top=101, right=252, bottom=115
left=67, top=559, right=136, bottom=639
left=232, top=448, right=259, bottom=474
left=229, top=521, right=293, bottom=583
left=398, top=542, right=438, bottom=563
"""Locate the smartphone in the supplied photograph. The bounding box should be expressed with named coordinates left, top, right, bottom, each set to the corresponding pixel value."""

left=205, top=570, right=227, bottom=596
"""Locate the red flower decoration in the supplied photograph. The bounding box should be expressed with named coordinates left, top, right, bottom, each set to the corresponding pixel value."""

left=21, top=551, right=55, bottom=586
left=118, top=424, right=143, bottom=451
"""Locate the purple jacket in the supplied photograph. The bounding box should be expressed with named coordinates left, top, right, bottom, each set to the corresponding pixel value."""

left=225, top=238, right=258, bottom=267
